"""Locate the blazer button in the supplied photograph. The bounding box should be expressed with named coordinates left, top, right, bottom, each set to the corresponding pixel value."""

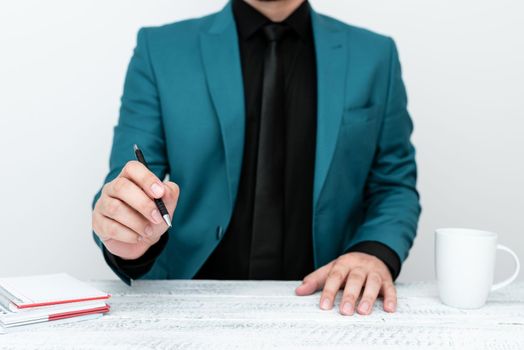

left=216, top=226, right=224, bottom=240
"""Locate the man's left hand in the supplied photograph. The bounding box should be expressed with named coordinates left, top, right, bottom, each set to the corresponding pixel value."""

left=295, top=252, right=396, bottom=315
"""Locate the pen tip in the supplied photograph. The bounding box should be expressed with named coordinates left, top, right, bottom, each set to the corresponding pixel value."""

left=163, top=214, right=172, bottom=228
left=133, top=144, right=139, bottom=152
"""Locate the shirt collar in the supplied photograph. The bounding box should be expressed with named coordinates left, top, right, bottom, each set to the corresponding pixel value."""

left=233, top=0, right=311, bottom=40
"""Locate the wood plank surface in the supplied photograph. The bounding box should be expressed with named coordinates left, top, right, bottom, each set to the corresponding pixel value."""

left=1, top=280, right=523, bottom=349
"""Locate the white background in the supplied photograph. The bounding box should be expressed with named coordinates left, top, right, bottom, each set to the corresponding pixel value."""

left=0, top=0, right=522, bottom=282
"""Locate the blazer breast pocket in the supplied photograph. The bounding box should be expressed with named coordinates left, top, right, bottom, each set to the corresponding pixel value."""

left=337, top=104, right=382, bottom=164
left=341, top=104, right=381, bottom=125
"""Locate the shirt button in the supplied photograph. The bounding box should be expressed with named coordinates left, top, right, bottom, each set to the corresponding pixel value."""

left=216, top=226, right=224, bottom=240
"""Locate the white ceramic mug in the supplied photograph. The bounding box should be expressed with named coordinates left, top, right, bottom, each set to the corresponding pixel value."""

left=435, top=228, right=520, bottom=309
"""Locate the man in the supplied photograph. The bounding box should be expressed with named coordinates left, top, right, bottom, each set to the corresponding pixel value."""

left=92, top=0, right=421, bottom=316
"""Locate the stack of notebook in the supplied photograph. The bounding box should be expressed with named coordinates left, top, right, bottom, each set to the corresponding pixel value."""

left=0, top=273, right=110, bottom=332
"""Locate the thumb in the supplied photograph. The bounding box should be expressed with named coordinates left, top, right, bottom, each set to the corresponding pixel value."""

left=295, top=262, right=333, bottom=296
left=163, top=181, right=180, bottom=215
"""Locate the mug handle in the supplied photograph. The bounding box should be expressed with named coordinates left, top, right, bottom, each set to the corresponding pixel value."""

left=491, top=244, right=521, bottom=292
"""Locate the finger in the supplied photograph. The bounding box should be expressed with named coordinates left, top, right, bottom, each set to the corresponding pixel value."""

left=103, top=238, right=150, bottom=260
left=120, top=160, right=165, bottom=199
left=357, top=272, right=382, bottom=315
left=93, top=211, right=140, bottom=244
left=319, top=261, right=352, bottom=310
left=163, top=181, right=180, bottom=216
left=101, top=197, right=152, bottom=239
left=381, top=281, right=397, bottom=313
left=295, top=262, right=333, bottom=296
left=339, top=268, right=366, bottom=315
left=105, top=177, right=163, bottom=225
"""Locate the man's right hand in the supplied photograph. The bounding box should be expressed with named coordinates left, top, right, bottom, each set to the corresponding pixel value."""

left=92, top=161, right=180, bottom=260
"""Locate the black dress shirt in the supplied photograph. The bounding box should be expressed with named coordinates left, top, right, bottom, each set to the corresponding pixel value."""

left=103, top=0, right=401, bottom=283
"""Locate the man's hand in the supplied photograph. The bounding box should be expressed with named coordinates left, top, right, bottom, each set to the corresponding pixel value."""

left=295, top=252, right=396, bottom=315
left=92, top=161, right=180, bottom=261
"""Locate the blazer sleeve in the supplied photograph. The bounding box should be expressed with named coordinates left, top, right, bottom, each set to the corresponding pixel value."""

left=92, top=28, right=169, bottom=283
left=345, top=38, right=422, bottom=265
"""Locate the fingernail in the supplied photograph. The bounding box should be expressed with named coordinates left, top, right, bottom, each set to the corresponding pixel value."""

left=151, top=209, right=162, bottom=224
left=320, top=298, right=331, bottom=310
left=151, top=183, right=164, bottom=197
left=359, top=301, right=370, bottom=313
left=387, top=302, right=396, bottom=311
left=342, top=302, right=353, bottom=315
left=144, top=225, right=153, bottom=237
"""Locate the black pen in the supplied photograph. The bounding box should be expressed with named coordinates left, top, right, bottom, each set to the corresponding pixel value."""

left=133, top=144, right=172, bottom=228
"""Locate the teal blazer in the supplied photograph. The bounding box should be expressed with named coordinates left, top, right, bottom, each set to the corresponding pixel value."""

left=93, top=3, right=421, bottom=280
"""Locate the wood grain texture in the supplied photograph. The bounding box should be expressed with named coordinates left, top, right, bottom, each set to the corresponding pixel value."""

left=1, top=280, right=523, bottom=349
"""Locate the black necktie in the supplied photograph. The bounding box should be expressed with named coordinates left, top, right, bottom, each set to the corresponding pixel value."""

left=249, top=24, right=290, bottom=279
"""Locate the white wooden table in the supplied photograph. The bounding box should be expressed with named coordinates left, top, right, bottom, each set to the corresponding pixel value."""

left=1, top=280, right=523, bottom=349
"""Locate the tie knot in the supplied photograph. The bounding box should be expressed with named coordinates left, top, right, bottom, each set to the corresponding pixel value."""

left=263, top=23, right=290, bottom=42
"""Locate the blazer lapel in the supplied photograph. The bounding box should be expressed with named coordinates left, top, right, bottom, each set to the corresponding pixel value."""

left=199, top=5, right=347, bottom=210
left=311, top=11, right=348, bottom=206
left=200, top=3, right=245, bottom=208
